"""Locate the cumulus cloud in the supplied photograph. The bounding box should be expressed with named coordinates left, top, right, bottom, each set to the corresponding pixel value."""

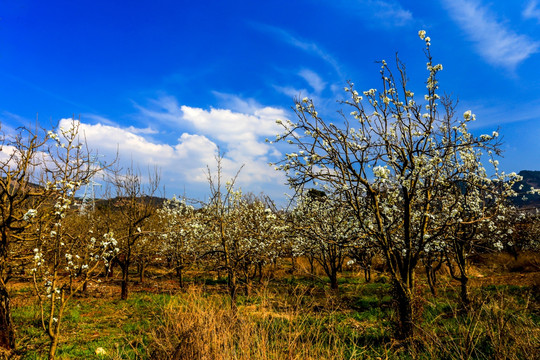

left=179, top=103, right=286, bottom=184
left=63, top=96, right=289, bottom=201
left=0, top=145, right=18, bottom=167
left=442, top=0, right=539, bottom=70
left=67, top=120, right=175, bottom=167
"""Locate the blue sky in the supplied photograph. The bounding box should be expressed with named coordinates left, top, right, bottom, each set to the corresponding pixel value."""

left=1, top=0, right=539, bottom=203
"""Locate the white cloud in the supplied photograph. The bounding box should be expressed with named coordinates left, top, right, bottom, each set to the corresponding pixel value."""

left=55, top=118, right=217, bottom=198
left=326, top=0, right=412, bottom=28
left=133, top=96, right=183, bottom=125
left=442, top=0, right=539, bottom=70
left=0, top=145, right=18, bottom=168
left=83, top=114, right=120, bottom=127
left=298, top=69, right=326, bottom=93
left=212, top=91, right=273, bottom=115
left=253, top=23, right=344, bottom=78
left=523, top=1, right=540, bottom=22
left=180, top=105, right=283, bottom=144
left=0, top=113, right=21, bottom=136
left=125, top=126, right=158, bottom=135
left=179, top=102, right=287, bottom=185
left=359, top=0, right=413, bottom=27
left=61, top=119, right=179, bottom=168
left=271, top=69, right=330, bottom=107
left=273, top=85, right=310, bottom=99
left=66, top=96, right=290, bottom=201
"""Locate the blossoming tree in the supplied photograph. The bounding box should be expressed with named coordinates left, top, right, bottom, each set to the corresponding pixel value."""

left=30, top=120, right=115, bottom=359
left=291, top=189, right=359, bottom=290
left=109, top=165, right=160, bottom=300
left=158, top=196, right=198, bottom=288
left=0, top=125, right=48, bottom=352
left=192, top=156, right=287, bottom=305
left=272, top=31, right=516, bottom=339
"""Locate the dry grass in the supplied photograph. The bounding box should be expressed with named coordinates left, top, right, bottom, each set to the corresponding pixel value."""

left=146, top=285, right=367, bottom=360
left=414, top=288, right=539, bottom=360
left=8, top=252, right=540, bottom=359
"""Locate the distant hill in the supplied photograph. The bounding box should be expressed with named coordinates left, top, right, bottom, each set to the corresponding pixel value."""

left=511, top=170, right=540, bottom=209
left=92, top=195, right=167, bottom=209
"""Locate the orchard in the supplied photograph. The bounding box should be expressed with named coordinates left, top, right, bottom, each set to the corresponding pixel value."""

left=0, top=32, right=538, bottom=360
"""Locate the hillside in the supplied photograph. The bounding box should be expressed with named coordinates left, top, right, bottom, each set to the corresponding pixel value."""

left=511, top=170, right=540, bottom=208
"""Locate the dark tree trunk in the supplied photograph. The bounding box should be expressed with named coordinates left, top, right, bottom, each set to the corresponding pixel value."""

left=290, top=256, right=297, bottom=274
left=459, top=275, right=470, bottom=313
left=364, top=266, right=371, bottom=283
left=257, top=262, right=263, bottom=284
left=121, top=262, right=129, bottom=300
left=330, top=271, right=338, bottom=290
left=425, top=255, right=443, bottom=297
left=393, top=280, right=414, bottom=341
left=0, top=285, right=15, bottom=351
left=426, top=264, right=437, bottom=296
left=138, top=262, right=146, bottom=284
left=227, top=269, right=237, bottom=310
left=176, top=266, right=184, bottom=289
left=0, top=233, right=15, bottom=352
left=427, top=274, right=436, bottom=296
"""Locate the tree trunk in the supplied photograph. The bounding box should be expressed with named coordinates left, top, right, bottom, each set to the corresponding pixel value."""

left=121, top=262, right=129, bottom=300
left=228, top=269, right=237, bottom=310
left=257, top=263, right=263, bottom=284
left=426, top=264, right=437, bottom=296
left=330, top=271, right=338, bottom=290
left=459, top=275, right=470, bottom=313
left=138, top=262, right=146, bottom=284
left=0, top=285, right=15, bottom=351
left=393, top=280, right=414, bottom=340
left=176, top=266, right=184, bottom=289
left=82, top=278, right=88, bottom=294
left=244, top=278, right=252, bottom=296
left=48, top=335, right=59, bottom=360
left=364, top=266, right=371, bottom=283
left=104, top=261, right=114, bottom=280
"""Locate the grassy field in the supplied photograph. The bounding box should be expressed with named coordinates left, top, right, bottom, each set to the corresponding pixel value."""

left=9, top=255, right=540, bottom=359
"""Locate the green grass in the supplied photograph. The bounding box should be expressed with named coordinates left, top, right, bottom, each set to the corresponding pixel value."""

left=13, top=292, right=172, bottom=359
left=8, top=272, right=540, bottom=359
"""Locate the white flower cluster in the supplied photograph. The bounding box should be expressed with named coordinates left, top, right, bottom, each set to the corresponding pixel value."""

left=23, top=209, right=37, bottom=221
left=373, top=165, right=391, bottom=179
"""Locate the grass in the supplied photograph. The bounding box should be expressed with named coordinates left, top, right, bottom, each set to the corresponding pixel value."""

left=7, top=259, right=540, bottom=359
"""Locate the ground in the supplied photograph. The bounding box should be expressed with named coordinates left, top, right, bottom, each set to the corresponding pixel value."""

left=7, top=253, right=540, bottom=359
